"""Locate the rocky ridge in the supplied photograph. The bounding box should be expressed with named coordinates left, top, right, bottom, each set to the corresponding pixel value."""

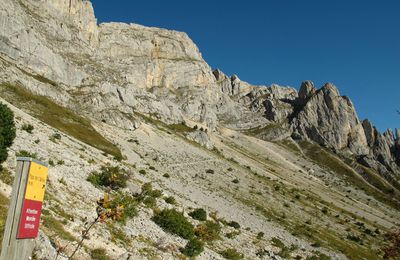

left=0, top=1, right=399, bottom=259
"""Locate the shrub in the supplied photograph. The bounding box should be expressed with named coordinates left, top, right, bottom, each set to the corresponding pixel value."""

left=143, top=196, right=157, bottom=208
left=162, top=173, right=170, bottom=178
left=164, top=196, right=176, bottom=205
left=21, top=123, right=34, bottom=133
left=206, top=169, right=214, bottom=174
left=256, top=232, right=264, bottom=239
left=0, top=168, right=13, bottom=185
left=48, top=159, right=55, bottom=167
left=181, top=238, right=204, bottom=257
left=152, top=209, right=194, bottom=239
left=139, top=169, right=146, bottom=175
left=271, top=237, right=285, bottom=248
left=227, top=221, right=240, bottom=229
left=16, top=150, right=38, bottom=159
left=219, top=248, right=244, bottom=259
left=232, top=179, right=239, bottom=184
left=87, top=166, right=128, bottom=190
left=141, top=183, right=162, bottom=198
left=189, top=208, right=207, bottom=221
left=111, top=192, right=138, bottom=222
left=90, top=248, right=112, bottom=260
left=195, top=220, right=221, bottom=242
left=321, top=207, right=329, bottom=214
left=49, top=132, right=62, bottom=142
left=0, top=103, right=16, bottom=165
left=225, top=231, right=240, bottom=239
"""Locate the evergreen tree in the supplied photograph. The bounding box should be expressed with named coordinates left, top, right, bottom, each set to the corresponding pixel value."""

left=0, top=102, right=16, bottom=166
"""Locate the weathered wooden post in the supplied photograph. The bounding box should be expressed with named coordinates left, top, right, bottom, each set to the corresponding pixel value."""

left=0, top=157, right=48, bottom=260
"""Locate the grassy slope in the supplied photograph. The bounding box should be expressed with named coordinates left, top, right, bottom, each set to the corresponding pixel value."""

left=299, top=140, right=400, bottom=210
left=0, top=193, right=9, bottom=253
left=0, top=83, right=121, bottom=158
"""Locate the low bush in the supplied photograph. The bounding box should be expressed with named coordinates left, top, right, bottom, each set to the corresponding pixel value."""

left=90, top=248, right=112, bottom=260
left=219, top=248, right=244, bottom=259
left=189, top=208, right=207, bottom=221
left=21, top=124, right=34, bottom=133
left=16, top=150, right=37, bottom=159
left=227, top=221, right=240, bottom=229
left=164, top=196, right=176, bottom=205
left=181, top=238, right=204, bottom=257
left=206, top=169, right=215, bottom=174
left=111, top=192, right=138, bottom=222
left=87, top=166, right=128, bottom=190
left=152, top=209, right=194, bottom=239
left=0, top=168, right=13, bottom=185
left=195, top=220, right=221, bottom=242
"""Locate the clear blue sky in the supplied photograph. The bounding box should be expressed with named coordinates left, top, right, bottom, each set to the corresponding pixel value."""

left=91, top=0, right=400, bottom=132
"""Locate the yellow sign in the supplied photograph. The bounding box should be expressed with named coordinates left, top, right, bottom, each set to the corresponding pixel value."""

left=24, top=162, right=48, bottom=202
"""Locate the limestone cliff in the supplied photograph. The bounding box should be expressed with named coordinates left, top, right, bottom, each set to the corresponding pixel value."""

left=0, top=0, right=398, bottom=181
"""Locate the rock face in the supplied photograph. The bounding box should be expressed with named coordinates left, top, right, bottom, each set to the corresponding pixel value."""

left=0, top=0, right=398, bottom=177
left=291, top=83, right=369, bottom=155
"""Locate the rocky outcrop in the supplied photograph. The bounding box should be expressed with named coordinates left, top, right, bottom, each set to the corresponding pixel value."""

left=291, top=83, right=369, bottom=155
left=298, top=81, right=316, bottom=101
left=186, top=129, right=214, bottom=149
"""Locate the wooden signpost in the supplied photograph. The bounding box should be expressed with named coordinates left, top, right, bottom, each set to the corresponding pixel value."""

left=0, top=157, right=48, bottom=260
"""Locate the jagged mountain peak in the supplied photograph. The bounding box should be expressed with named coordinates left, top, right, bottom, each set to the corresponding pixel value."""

left=0, top=1, right=399, bottom=259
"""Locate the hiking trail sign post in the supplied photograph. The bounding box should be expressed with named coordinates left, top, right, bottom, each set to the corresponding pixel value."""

left=0, top=157, right=48, bottom=260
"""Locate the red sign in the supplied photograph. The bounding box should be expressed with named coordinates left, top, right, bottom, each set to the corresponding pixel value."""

left=17, top=199, right=43, bottom=239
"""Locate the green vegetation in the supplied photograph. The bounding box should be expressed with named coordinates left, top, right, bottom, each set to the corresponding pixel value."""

left=189, top=208, right=207, bottom=221
left=42, top=215, right=75, bottom=241
left=21, top=123, right=34, bottom=133
left=271, top=237, right=294, bottom=258
left=16, top=150, right=38, bottom=159
left=50, top=203, right=74, bottom=222
left=206, top=169, right=215, bottom=174
left=111, top=192, right=138, bottom=223
left=87, top=166, right=128, bottom=190
left=226, top=221, right=240, bottom=229
left=135, top=183, right=163, bottom=209
left=167, top=123, right=194, bottom=133
left=181, top=238, right=204, bottom=257
left=219, top=248, right=244, bottom=260
left=0, top=193, right=9, bottom=251
left=0, top=102, right=16, bottom=166
left=243, top=123, right=285, bottom=137
left=0, top=83, right=121, bottom=157
left=49, top=132, right=61, bottom=143
left=107, top=223, right=131, bottom=246
left=195, top=220, right=221, bottom=242
left=299, top=140, right=400, bottom=210
left=164, top=196, right=176, bottom=205
left=90, top=248, right=112, bottom=260
left=0, top=168, right=13, bottom=185
left=152, top=209, right=194, bottom=239
left=306, top=252, right=331, bottom=260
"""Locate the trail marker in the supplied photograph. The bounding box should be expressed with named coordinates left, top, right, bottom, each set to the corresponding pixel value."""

left=0, top=157, right=48, bottom=260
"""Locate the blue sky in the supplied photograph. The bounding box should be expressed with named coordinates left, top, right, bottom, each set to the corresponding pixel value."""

left=91, top=0, right=400, bottom=132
